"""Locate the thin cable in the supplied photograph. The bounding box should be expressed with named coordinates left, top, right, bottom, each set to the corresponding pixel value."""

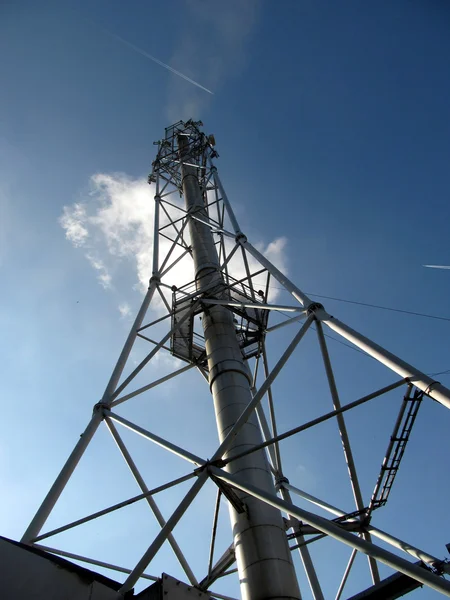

left=307, top=292, right=450, bottom=323
left=272, top=304, right=450, bottom=377
left=266, top=284, right=450, bottom=323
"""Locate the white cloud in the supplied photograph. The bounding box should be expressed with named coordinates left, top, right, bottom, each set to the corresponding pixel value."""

left=60, top=171, right=288, bottom=307
left=85, top=252, right=112, bottom=289
left=261, top=237, right=288, bottom=274
left=118, top=302, right=132, bottom=319
left=60, top=172, right=194, bottom=306
left=60, top=203, right=89, bottom=247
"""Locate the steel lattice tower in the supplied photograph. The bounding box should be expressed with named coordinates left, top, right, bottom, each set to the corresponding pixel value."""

left=21, top=120, right=450, bottom=600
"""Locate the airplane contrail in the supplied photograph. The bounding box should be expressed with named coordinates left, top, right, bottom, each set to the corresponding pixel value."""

left=423, top=265, right=450, bottom=270
left=102, top=27, right=214, bottom=95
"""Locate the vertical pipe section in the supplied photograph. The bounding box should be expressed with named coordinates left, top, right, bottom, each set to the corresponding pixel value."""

left=180, top=136, right=300, bottom=600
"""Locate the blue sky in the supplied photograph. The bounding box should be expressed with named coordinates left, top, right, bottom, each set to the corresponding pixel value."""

left=2, top=1, right=450, bottom=598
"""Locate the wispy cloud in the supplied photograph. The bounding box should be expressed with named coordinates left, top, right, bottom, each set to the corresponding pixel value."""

left=60, top=204, right=89, bottom=247
left=166, top=0, right=261, bottom=120
left=60, top=171, right=288, bottom=306
left=60, top=173, right=192, bottom=299
left=85, top=253, right=112, bottom=289
left=118, top=302, right=132, bottom=318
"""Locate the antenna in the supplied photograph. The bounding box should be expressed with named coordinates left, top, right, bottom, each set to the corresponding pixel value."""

left=19, top=121, right=450, bottom=599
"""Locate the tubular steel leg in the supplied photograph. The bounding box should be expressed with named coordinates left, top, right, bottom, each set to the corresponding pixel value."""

left=105, top=419, right=198, bottom=586
left=22, top=280, right=159, bottom=544
left=318, top=309, right=450, bottom=410
left=210, top=466, right=450, bottom=597
left=21, top=412, right=102, bottom=543
left=235, top=220, right=450, bottom=411
left=102, top=282, right=157, bottom=402
left=316, top=321, right=380, bottom=584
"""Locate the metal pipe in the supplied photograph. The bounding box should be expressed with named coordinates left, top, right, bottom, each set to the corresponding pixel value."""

left=160, top=247, right=191, bottom=278
left=152, top=182, right=160, bottom=276
left=213, top=314, right=314, bottom=463
left=240, top=238, right=313, bottom=308
left=200, top=544, right=236, bottom=590
left=316, top=321, right=380, bottom=583
left=158, top=217, right=190, bottom=274
left=105, top=412, right=205, bottom=466
left=266, top=313, right=307, bottom=333
left=280, top=485, right=325, bottom=600
left=106, top=419, right=198, bottom=586
left=210, top=166, right=241, bottom=236
left=335, top=547, right=358, bottom=600
left=284, top=483, right=447, bottom=571
left=261, top=343, right=283, bottom=472
left=21, top=412, right=102, bottom=543
left=111, top=363, right=195, bottom=407
left=102, top=282, right=157, bottom=402
left=245, top=356, right=279, bottom=474
left=223, top=379, right=406, bottom=466
left=119, top=472, right=209, bottom=594
left=22, top=236, right=160, bottom=543
left=255, top=404, right=279, bottom=473
left=32, top=472, right=195, bottom=543
left=34, top=544, right=158, bottom=582
left=236, top=232, right=450, bottom=409
left=201, top=298, right=305, bottom=312
left=111, top=301, right=196, bottom=400
left=181, top=136, right=300, bottom=600
left=210, top=466, right=450, bottom=597
left=208, top=490, right=222, bottom=579
left=320, top=311, right=450, bottom=410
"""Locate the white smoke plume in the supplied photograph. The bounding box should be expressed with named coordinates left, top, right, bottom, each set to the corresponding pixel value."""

left=166, top=0, right=260, bottom=120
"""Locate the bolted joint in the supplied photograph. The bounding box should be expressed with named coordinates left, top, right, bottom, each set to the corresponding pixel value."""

left=150, top=275, right=161, bottom=285
left=92, top=402, right=107, bottom=418
left=235, top=232, right=247, bottom=244
left=306, top=302, right=324, bottom=316
left=154, top=194, right=161, bottom=201
left=275, top=475, right=290, bottom=489
left=359, top=513, right=372, bottom=529
left=193, top=464, right=208, bottom=477
left=208, top=458, right=226, bottom=468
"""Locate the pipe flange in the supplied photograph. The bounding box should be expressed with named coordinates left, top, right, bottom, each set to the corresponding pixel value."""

left=306, top=302, right=324, bottom=316
left=275, top=475, right=290, bottom=488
